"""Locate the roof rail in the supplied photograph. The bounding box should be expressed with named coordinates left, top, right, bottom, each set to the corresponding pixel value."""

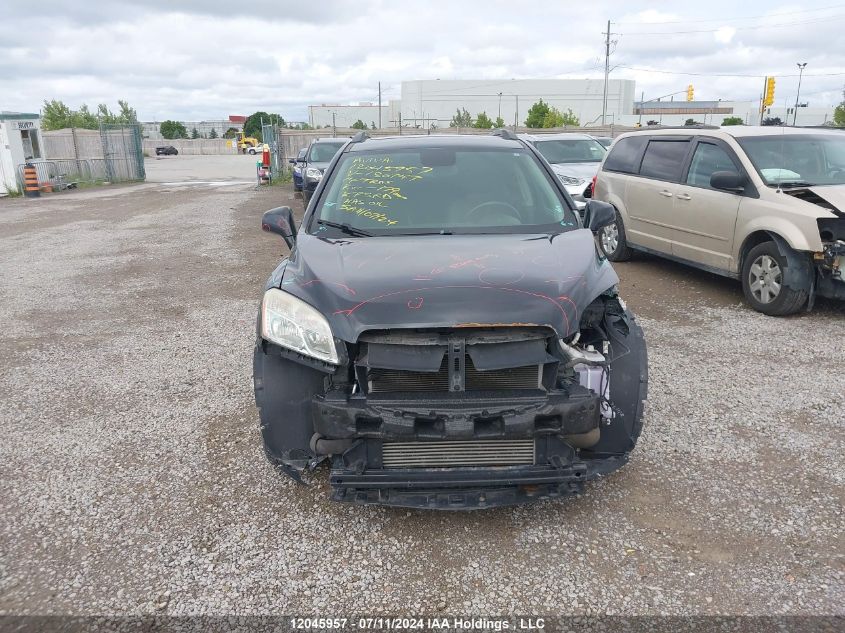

left=350, top=131, right=370, bottom=143
left=490, top=128, right=518, bottom=141
left=627, top=124, right=721, bottom=132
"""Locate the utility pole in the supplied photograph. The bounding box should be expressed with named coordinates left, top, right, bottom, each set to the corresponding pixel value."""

left=498, top=92, right=502, bottom=120
left=378, top=81, right=382, bottom=129
left=398, top=112, right=402, bottom=135
left=332, top=112, right=336, bottom=137
left=759, top=76, right=767, bottom=125
left=602, top=19, right=611, bottom=126
left=793, top=63, right=807, bottom=126
left=638, top=90, right=644, bottom=127
left=514, top=95, right=519, bottom=131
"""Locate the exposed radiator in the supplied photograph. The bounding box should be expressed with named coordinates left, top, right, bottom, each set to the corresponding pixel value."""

left=381, top=439, right=535, bottom=468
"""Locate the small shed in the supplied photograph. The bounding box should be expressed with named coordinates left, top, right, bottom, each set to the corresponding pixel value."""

left=0, top=111, right=43, bottom=196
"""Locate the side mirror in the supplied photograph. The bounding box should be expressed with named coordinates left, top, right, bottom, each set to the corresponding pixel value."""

left=583, top=200, right=616, bottom=233
left=288, top=158, right=297, bottom=164
left=710, top=170, right=746, bottom=193
left=262, top=206, right=297, bottom=250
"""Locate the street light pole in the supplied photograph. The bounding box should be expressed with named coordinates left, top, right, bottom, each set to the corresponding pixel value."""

left=793, top=62, right=807, bottom=126
left=498, top=92, right=502, bottom=120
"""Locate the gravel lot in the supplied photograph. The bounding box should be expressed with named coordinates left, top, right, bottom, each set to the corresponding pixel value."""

left=0, top=175, right=843, bottom=618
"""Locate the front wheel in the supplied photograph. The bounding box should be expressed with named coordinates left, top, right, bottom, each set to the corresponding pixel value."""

left=599, top=209, right=634, bottom=262
left=741, top=241, right=809, bottom=315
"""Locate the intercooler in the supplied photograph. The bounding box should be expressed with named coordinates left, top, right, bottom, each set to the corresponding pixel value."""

left=381, top=439, right=536, bottom=468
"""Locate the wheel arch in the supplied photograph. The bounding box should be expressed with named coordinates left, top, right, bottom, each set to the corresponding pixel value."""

left=740, top=230, right=814, bottom=296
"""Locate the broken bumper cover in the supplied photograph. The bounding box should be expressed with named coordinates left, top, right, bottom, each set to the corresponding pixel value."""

left=329, top=455, right=627, bottom=509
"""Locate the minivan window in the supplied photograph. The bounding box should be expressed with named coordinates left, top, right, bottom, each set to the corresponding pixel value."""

left=686, top=143, right=738, bottom=188
left=736, top=134, right=845, bottom=186
left=603, top=136, right=647, bottom=173
left=311, top=148, right=577, bottom=235
left=639, top=140, right=690, bottom=182
left=534, top=138, right=606, bottom=164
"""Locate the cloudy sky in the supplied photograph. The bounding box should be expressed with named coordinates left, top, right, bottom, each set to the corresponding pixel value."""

left=2, top=0, right=844, bottom=122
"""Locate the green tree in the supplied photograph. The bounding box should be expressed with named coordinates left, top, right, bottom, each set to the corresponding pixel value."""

left=494, top=116, right=506, bottom=128
left=473, top=111, right=494, bottom=128
left=542, top=107, right=579, bottom=128
left=834, top=87, right=845, bottom=126
left=371, top=121, right=376, bottom=129
left=684, top=118, right=701, bottom=126
left=525, top=100, right=551, bottom=128
left=190, top=127, right=200, bottom=139
left=41, top=99, right=136, bottom=130
left=243, top=112, right=286, bottom=140
left=208, top=128, right=218, bottom=139
left=762, top=116, right=783, bottom=126
left=223, top=127, right=239, bottom=139
left=160, top=120, right=187, bottom=139
left=449, top=108, right=473, bottom=127
left=351, top=119, right=368, bottom=129
left=722, top=116, right=744, bottom=126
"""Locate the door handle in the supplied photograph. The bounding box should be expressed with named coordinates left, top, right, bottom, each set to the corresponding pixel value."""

left=659, top=190, right=673, bottom=197
left=676, top=193, right=691, bottom=201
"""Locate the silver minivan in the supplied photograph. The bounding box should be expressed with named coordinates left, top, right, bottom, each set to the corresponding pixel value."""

left=594, top=126, right=845, bottom=315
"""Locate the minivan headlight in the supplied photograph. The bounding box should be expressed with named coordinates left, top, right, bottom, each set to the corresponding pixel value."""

left=261, top=288, right=339, bottom=364
left=305, top=167, right=323, bottom=180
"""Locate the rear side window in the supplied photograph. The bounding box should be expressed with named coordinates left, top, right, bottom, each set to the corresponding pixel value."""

left=639, top=140, right=691, bottom=182
left=603, top=136, right=647, bottom=173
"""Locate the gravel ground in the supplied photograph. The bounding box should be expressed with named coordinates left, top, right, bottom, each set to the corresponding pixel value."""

left=0, top=180, right=843, bottom=618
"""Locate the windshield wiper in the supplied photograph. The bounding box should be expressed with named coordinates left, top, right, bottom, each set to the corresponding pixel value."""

left=316, top=220, right=373, bottom=237
left=773, top=181, right=815, bottom=188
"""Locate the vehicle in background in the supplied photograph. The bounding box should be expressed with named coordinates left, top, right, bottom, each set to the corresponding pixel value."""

left=594, top=126, right=845, bottom=315
left=237, top=132, right=260, bottom=153
left=247, top=143, right=268, bottom=156
left=519, top=133, right=607, bottom=211
left=254, top=131, right=648, bottom=508
left=155, top=145, right=178, bottom=156
left=593, top=136, right=613, bottom=149
left=301, top=137, right=348, bottom=203
left=290, top=148, right=307, bottom=191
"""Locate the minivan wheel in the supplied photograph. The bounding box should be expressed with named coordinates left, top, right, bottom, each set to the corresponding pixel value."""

left=600, top=210, right=633, bottom=262
left=741, top=241, right=809, bottom=316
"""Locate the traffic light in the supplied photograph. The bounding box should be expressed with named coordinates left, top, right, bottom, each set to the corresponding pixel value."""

left=686, top=84, right=694, bottom=101
left=764, top=77, right=776, bottom=107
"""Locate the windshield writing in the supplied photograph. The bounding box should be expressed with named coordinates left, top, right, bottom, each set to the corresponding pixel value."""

left=312, top=148, right=575, bottom=235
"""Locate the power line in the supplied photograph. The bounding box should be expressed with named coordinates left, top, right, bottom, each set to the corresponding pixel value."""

left=618, top=13, right=845, bottom=35
left=614, top=3, right=845, bottom=25
left=616, top=65, right=845, bottom=78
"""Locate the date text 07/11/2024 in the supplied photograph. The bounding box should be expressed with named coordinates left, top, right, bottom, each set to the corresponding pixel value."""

left=289, top=617, right=546, bottom=630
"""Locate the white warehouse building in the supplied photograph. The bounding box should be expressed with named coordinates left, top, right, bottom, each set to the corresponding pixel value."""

left=308, top=79, right=636, bottom=129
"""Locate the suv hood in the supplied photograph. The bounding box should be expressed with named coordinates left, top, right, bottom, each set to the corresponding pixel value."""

left=278, top=231, right=618, bottom=342
left=550, top=162, right=601, bottom=181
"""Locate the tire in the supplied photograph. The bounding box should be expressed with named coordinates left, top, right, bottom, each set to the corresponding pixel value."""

left=599, top=209, right=634, bottom=262
left=741, top=241, right=809, bottom=316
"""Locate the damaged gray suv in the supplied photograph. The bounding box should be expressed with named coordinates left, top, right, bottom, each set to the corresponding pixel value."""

left=254, top=131, right=648, bottom=509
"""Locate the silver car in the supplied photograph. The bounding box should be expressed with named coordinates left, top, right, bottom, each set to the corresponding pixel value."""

left=519, top=133, right=607, bottom=210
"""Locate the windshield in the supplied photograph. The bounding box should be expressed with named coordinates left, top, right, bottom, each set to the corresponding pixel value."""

left=308, top=141, right=346, bottom=162
left=310, top=146, right=578, bottom=235
left=534, top=138, right=606, bottom=164
left=737, top=134, right=845, bottom=186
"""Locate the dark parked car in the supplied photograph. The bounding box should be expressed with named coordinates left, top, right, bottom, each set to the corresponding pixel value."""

left=301, top=137, right=347, bottom=203
left=289, top=147, right=307, bottom=191
left=155, top=145, right=178, bottom=156
left=254, top=131, right=648, bottom=509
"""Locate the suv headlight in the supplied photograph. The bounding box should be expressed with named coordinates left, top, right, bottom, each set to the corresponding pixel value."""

left=261, top=288, right=339, bottom=364
left=305, top=167, right=323, bottom=180
left=559, top=174, right=586, bottom=186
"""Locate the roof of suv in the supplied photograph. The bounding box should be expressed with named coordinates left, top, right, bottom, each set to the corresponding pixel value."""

left=311, top=137, right=349, bottom=144
left=620, top=125, right=844, bottom=140
left=518, top=132, right=597, bottom=142
left=346, top=133, right=523, bottom=152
